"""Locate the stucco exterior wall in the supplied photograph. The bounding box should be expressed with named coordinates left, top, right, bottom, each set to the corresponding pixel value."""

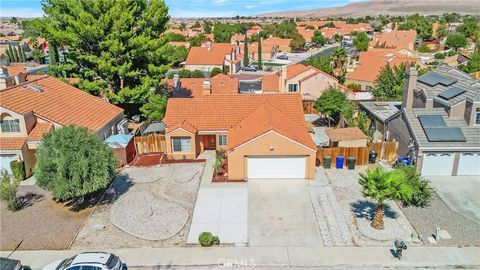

left=227, top=131, right=316, bottom=180
left=345, top=79, right=374, bottom=91
left=412, top=91, right=426, bottom=108
left=0, top=107, right=29, bottom=138
left=299, top=75, right=338, bottom=101
left=387, top=113, right=414, bottom=156
left=95, top=112, right=125, bottom=140
left=446, top=101, right=466, bottom=118
left=185, top=64, right=223, bottom=73
left=464, top=100, right=480, bottom=127
left=165, top=128, right=197, bottom=160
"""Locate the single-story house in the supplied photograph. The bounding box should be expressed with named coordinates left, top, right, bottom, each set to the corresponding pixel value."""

left=184, top=42, right=241, bottom=75
left=324, top=127, right=368, bottom=147
left=162, top=94, right=317, bottom=180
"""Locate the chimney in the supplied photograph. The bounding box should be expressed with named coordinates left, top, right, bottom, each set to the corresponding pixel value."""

left=172, top=74, right=180, bottom=92
left=0, top=67, right=12, bottom=90
left=202, top=80, right=211, bottom=95
left=402, top=66, right=418, bottom=109
left=206, top=41, right=212, bottom=51
left=279, top=65, right=287, bottom=92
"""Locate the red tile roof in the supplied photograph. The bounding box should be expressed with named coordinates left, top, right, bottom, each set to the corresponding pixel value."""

left=0, top=76, right=123, bottom=132
left=261, top=74, right=280, bottom=92
left=168, top=74, right=239, bottom=97
left=0, top=137, right=26, bottom=150
left=27, top=122, right=53, bottom=141
left=185, top=43, right=235, bottom=66
left=325, top=127, right=367, bottom=142
left=369, top=30, right=416, bottom=50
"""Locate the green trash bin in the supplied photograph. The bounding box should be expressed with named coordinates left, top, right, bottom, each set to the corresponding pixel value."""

left=347, top=157, right=356, bottom=170
left=368, top=151, right=377, bottom=164
left=323, top=156, right=332, bottom=169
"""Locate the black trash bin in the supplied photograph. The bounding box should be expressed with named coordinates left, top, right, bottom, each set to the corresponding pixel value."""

left=368, top=151, right=378, bottom=164
left=323, top=156, right=332, bottom=169
left=347, top=157, right=356, bottom=170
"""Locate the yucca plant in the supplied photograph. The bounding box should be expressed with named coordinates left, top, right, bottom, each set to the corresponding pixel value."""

left=0, top=171, right=20, bottom=211
left=358, top=168, right=413, bottom=230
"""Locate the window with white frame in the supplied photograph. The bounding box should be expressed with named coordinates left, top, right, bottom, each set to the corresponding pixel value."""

left=475, top=112, right=480, bottom=125
left=288, top=84, right=298, bottom=92
left=172, top=137, right=191, bottom=152
left=0, top=119, right=20, bottom=132
left=365, top=85, right=373, bottom=91
left=219, top=134, right=227, bottom=146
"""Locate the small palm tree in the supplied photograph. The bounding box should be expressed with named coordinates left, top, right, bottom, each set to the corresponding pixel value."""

left=331, top=47, right=348, bottom=69
left=358, top=168, right=412, bottom=230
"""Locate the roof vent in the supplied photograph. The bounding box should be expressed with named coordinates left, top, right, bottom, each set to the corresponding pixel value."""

left=28, top=85, right=44, bottom=93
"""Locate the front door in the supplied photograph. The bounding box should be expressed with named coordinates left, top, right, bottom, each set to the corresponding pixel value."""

left=201, top=135, right=216, bottom=150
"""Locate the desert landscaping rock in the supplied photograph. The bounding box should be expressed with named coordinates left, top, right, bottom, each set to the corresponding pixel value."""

left=110, top=190, right=188, bottom=240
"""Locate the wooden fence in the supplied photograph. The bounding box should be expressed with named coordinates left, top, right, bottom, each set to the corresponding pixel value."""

left=316, top=141, right=398, bottom=166
left=302, top=100, right=317, bottom=114
left=134, top=134, right=166, bottom=154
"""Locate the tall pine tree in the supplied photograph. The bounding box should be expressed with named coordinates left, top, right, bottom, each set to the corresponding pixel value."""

left=12, top=46, right=19, bottom=62
left=243, top=34, right=249, bottom=67
left=257, top=36, right=262, bottom=70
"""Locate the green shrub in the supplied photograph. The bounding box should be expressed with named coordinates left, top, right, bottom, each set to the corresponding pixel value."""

left=198, top=232, right=220, bottom=247
left=9, top=160, right=25, bottom=181
left=447, top=50, right=456, bottom=57
left=397, top=164, right=432, bottom=207
left=0, top=171, right=19, bottom=211
left=215, top=149, right=226, bottom=160
left=434, top=52, right=445, bottom=59
left=191, top=70, right=204, bottom=78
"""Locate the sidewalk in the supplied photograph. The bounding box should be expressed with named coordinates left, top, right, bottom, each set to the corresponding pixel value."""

left=2, top=246, right=479, bottom=269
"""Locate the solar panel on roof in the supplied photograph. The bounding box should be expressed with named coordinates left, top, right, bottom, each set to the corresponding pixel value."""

left=418, top=72, right=457, bottom=87
left=424, top=127, right=466, bottom=142
left=438, top=87, right=466, bottom=100
left=418, top=115, right=446, bottom=128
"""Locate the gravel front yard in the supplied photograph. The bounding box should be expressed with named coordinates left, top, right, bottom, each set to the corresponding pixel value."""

left=0, top=185, right=92, bottom=250
left=70, top=163, right=204, bottom=249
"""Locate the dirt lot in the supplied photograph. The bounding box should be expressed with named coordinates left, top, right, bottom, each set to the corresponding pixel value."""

left=0, top=185, right=92, bottom=250
left=70, top=163, right=204, bottom=249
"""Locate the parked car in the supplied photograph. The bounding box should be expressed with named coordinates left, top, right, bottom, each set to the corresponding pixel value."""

left=242, top=66, right=257, bottom=72
left=0, top=257, right=22, bottom=270
left=277, top=54, right=288, bottom=60
left=42, top=252, right=123, bottom=270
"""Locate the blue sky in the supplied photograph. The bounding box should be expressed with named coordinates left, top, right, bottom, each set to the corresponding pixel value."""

left=1, top=0, right=363, bottom=18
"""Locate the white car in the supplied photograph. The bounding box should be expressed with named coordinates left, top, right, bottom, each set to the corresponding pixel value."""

left=42, top=252, right=123, bottom=270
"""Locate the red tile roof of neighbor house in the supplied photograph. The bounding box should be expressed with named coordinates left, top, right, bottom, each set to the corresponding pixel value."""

left=369, top=30, right=416, bottom=50
left=346, top=49, right=417, bottom=83
left=0, top=137, right=26, bottom=150
left=27, top=122, right=53, bottom=141
left=3, top=64, right=27, bottom=76
left=163, top=94, right=305, bottom=132
left=321, top=27, right=339, bottom=39
left=325, top=127, right=367, bottom=142
left=227, top=104, right=316, bottom=151
left=185, top=43, right=234, bottom=66
left=286, top=63, right=339, bottom=82
left=261, top=74, right=280, bottom=92
left=0, top=76, right=123, bottom=132
left=296, top=27, right=315, bottom=42
left=167, top=74, right=239, bottom=97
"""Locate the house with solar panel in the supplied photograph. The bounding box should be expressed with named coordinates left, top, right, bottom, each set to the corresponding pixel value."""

left=386, top=65, right=480, bottom=176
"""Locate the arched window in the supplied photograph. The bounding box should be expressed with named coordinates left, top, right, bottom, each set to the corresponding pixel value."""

left=0, top=113, right=20, bottom=132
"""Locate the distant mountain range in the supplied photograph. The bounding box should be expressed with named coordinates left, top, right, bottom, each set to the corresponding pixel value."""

left=258, top=0, right=480, bottom=18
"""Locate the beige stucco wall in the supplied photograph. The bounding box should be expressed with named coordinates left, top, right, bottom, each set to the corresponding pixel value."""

left=227, top=131, right=316, bottom=180
left=165, top=128, right=197, bottom=160
left=184, top=64, right=223, bottom=73
left=336, top=139, right=368, bottom=147
left=345, top=78, right=374, bottom=91
left=445, top=101, right=466, bottom=118
left=96, top=112, right=125, bottom=140
left=0, top=107, right=31, bottom=137
left=299, top=74, right=338, bottom=101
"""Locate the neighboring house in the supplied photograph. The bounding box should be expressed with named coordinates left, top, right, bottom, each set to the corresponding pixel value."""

left=388, top=66, right=480, bottom=176
left=346, top=49, right=417, bottom=91
left=369, top=30, right=416, bottom=51
left=162, top=94, right=317, bottom=180
left=266, top=37, right=292, bottom=52
left=245, top=40, right=278, bottom=62
left=324, top=127, right=368, bottom=147
left=184, top=42, right=241, bottom=74
left=0, top=76, right=127, bottom=176
left=359, top=101, right=402, bottom=141
left=296, top=27, right=315, bottom=43
left=168, top=73, right=239, bottom=97
left=0, top=46, right=9, bottom=66
left=0, top=65, right=27, bottom=90
left=259, top=63, right=342, bottom=101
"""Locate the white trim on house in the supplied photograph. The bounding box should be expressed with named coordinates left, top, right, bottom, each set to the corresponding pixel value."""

left=197, top=130, right=227, bottom=134
left=166, top=127, right=195, bottom=136
left=228, top=130, right=317, bottom=153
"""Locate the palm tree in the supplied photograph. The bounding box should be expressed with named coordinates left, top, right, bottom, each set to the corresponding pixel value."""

left=331, top=47, right=348, bottom=69
left=358, top=168, right=412, bottom=230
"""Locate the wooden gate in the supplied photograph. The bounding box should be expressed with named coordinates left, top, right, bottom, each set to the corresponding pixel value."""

left=316, top=141, right=398, bottom=166
left=134, top=134, right=166, bottom=154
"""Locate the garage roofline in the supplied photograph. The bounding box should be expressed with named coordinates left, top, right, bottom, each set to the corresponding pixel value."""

left=228, top=130, right=317, bottom=153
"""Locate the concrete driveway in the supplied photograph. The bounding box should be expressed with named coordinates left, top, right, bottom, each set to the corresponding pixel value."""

left=428, top=176, right=480, bottom=224
left=248, top=179, right=323, bottom=247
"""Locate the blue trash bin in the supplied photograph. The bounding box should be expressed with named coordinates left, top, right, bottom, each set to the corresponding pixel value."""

left=336, top=156, right=345, bottom=169
left=402, top=159, right=410, bottom=166
left=398, top=157, right=405, bottom=164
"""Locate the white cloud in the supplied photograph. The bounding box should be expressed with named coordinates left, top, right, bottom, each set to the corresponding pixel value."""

left=245, top=4, right=258, bottom=9
left=1, top=8, right=44, bottom=18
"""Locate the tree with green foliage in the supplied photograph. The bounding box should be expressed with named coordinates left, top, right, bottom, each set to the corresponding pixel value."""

left=12, top=46, right=19, bottom=63
left=459, top=51, right=480, bottom=74
left=164, top=32, right=186, bottom=42
left=331, top=47, right=348, bottom=68
left=311, top=30, right=326, bottom=46
left=10, top=17, right=17, bottom=24
left=446, top=33, right=467, bottom=51
left=140, top=94, right=168, bottom=121
left=178, top=69, right=192, bottom=78
left=36, top=126, right=117, bottom=203
left=359, top=168, right=412, bottom=229
left=19, top=45, right=27, bottom=62
left=290, top=33, right=305, bottom=51
left=179, top=22, right=186, bottom=31
left=191, top=70, right=204, bottom=78
left=5, top=45, right=13, bottom=62
left=372, top=63, right=409, bottom=100
left=307, top=54, right=333, bottom=75
left=31, top=48, right=44, bottom=64
left=204, top=21, right=212, bottom=34
left=457, top=17, right=479, bottom=38
left=398, top=14, right=433, bottom=40
left=314, top=86, right=348, bottom=127
left=35, top=0, right=172, bottom=103
left=257, top=37, right=262, bottom=70
left=0, top=171, right=20, bottom=211
left=435, top=23, right=449, bottom=39
left=214, top=23, right=235, bottom=43
left=333, top=34, right=343, bottom=43
left=396, top=165, right=432, bottom=207
left=188, top=34, right=206, bottom=47
left=418, top=43, right=431, bottom=53
left=192, top=21, right=201, bottom=29
left=353, top=32, right=369, bottom=51
left=243, top=34, right=249, bottom=66
left=210, top=67, right=223, bottom=77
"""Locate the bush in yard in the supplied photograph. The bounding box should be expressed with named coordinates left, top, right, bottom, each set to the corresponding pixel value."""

left=9, top=160, right=25, bottom=181
left=198, top=232, right=220, bottom=246
left=0, top=171, right=20, bottom=211
left=35, top=126, right=117, bottom=203
left=396, top=164, right=432, bottom=207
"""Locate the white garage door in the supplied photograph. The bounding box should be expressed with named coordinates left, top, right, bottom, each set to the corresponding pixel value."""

left=0, top=154, right=17, bottom=175
left=247, top=156, right=306, bottom=179
left=421, top=152, right=454, bottom=176
left=457, top=152, right=480, bottom=176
